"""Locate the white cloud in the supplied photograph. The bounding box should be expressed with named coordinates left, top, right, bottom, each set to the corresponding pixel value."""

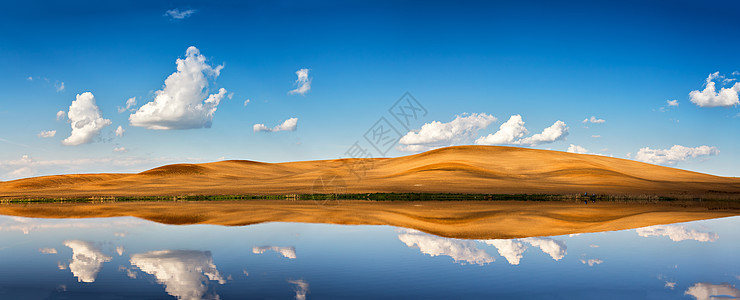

left=252, top=246, right=297, bottom=259
left=37, top=130, right=56, bottom=138
left=64, top=240, right=112, bottom=283
left=665, top=281, right=677, bottom=289
left=39, top=247, right=58, bottom=254
left=118, top=97, right=137, bottom=113
left=582, top=116, right=605, bottom=124
left=685, top=282, right=740, bottom=300
left=253, top=117, right=298, bottom=132
left=567, top=144, right=589, bottom=154
left=288, top=69, right=311, bottom=95
left=129, top=46, right=227, bottom=130
left=243, top=99, right=250, bottom=106
left=591, top=135, right=601, bottom=138
left=56, top=110, right=66, bottom=120
left=288, top=279, right=309, bottom=300
left=130, top=250, right=226, bottom=300
left=475, top=115, right=568, bottom=146
left=636, top=224, right=718, bottom=242
left=62, top=92, right=112, bottom=146
left=515, top=120, right=569, bottom=146
left=635, top=145, right=719, bottom=165
left=480, top=239, right=527, bottom=265
left=0, top=216, right=147, bottom=235
left=689, top=72, right=740, bottom=107
left=164, top=8, right=196, bottom=19
left=55, top=81, right=65, bottom=92
left=397, top=113, right=496, bottom=152
left=398, top=229, right=494, bottom=265
left=667, top=99, right=679, bottom=107
left=522, top=237, right=567, bottom=261
left=115, top=126, right=125, bottom=137
left=113, top=147, right=128, bottom=153
left=580, top=258, right=603, bottom=267
left=27, top=76, right=33, bottom=81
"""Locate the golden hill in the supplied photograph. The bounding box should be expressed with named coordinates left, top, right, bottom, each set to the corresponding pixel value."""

left=1, top=145, right=739, bottom=199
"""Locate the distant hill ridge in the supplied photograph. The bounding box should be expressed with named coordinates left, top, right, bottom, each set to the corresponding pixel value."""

left=1, top=146, right=739, bottom=198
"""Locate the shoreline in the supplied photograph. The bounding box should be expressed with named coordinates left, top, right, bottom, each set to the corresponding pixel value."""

left=1, top=200, right=738, bottom=239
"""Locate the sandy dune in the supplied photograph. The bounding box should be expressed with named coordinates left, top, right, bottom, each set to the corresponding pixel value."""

left=1, top=145, right=739, bottom=198
left=0, top=200, right=737, bottom=239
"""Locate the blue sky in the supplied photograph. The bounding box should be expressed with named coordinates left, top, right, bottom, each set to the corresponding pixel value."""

left=1, top=0, right=739, bottom=180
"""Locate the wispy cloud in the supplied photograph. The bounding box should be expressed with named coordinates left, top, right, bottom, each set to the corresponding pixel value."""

left=37, top=130, right=56, bottom=138
left=164, top=8, right=196, bottom=20
left=288, top=69, right=311, bottom=95
left=582, top=116, right=605, bottom=124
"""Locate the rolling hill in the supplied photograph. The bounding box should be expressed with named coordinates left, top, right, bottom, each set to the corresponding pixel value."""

left=1, top=145, right=739, bottom=199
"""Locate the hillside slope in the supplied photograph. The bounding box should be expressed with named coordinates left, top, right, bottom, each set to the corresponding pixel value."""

left=1, top=146, right=739, bottom=198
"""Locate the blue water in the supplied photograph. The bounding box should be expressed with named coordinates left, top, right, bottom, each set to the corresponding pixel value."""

left=0, top=215, right=738, bottom=299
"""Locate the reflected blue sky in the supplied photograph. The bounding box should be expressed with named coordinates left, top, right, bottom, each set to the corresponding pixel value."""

left=0, top=215, right=737, bottom=299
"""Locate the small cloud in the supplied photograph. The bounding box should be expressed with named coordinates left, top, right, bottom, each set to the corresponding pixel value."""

left=113, top=147, right=127, bottom=153
left=55, top=81, right=65, bottom=92
left=118, top=97, right=137, bottom=113
left=288, top=69, right=311, bottom=95
left=56, top=110, right=66, bottom=120
left=665, top=281, right=677, bottom=289
left=288, top=279, right=309, bottom=300
left=115, top=126, right=125, bottom=137
left=243, top=99, right=250, bottom=106
left=39, top=247, right=58, bottom=254
left=475, top=115, right=568, bottom=146
left=27, top=76, right=33, bottom=81
left=589, top=244, right=599, bottom=248
left=591, top=135, right=601, bottom=138
left=667, top=99, right=679, bottom=107
left=164, top=8, right=196, bottom=19
left=689, top=72, right=740, bottom=107
left=253, top=117, right=298, bottom=132
left=579, top=258, right=604, bottom=267
left=567, top=144, right=589, bottom=154
left=635, top=145, right=719, bottom=165
left=37, top=130, right=56, bottom=138
left=582, top=116, right=605, bottom=124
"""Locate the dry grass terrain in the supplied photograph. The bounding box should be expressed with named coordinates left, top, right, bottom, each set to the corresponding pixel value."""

left=0, top=200, right=737, bottom=239
left=1, top=145, right=739, bottom=199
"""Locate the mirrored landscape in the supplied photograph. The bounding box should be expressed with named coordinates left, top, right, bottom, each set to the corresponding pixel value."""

left=0, top=215, right=738, bottom=299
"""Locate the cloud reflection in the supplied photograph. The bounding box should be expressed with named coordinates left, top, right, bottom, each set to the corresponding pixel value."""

left=636, top=225, right=718, bottom=242
left=0, top=216, right=146, bottom=234
left=522, top=237, right=567, bottom=261
left=288, top=279, right=310, bottom=300
left=685, top=282, right=740, bottom=300
left=63, top=240, right=112, bottom=283
left=480, top=239, right=527, bottom=265
left=252, top=246, right=297, bottom=259
left=130, top=250, right=226, bottom=300
left=398, top=229, right=494, bottom=265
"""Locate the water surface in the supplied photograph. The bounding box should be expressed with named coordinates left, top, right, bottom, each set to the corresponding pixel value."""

left=0, top=215, right=738, bottom=299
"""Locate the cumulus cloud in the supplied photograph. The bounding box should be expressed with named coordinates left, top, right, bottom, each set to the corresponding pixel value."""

left=398, top=229, right=494, bottom=265
left=582, top=116, right=605, bottom=124
left=252, top=246, right=297, bottom=259
left=115, top=126, right=125, bottom=137
left=130, top=250, right=226, bottom=300
left=38, top=130, right=56, bottom=138
left=567, top=144, right=589, bottom=154
left=129, top=46, right=227, bottom=130
left=480, top=239, right=527, bottom=265
left=521, top=237, right=567, bottom=260
left=635, top=145, right=719, bottom=165
left=165, top=8, right=196, bottom=19
left=64, top=240, right=112, bottom=283
left=636, top=224, right=718, bottom=242
left=397, top=113, right=496, bottom=152
left=56, top=110, right=66, bottom=120
left=118, top=97, right=137, bottom=113
left=288, top=69, right=311, bottom=95
left=475, top=115, right=568, bottom=146
left=689, top=72, right=740, bottom=107
left=253, top=117, right=298, bottom=132
left=288, top=279, right=310, bottom=300
left=685, top=282, right=740, bottom=300
left=62, top=92, right=112, bottom=146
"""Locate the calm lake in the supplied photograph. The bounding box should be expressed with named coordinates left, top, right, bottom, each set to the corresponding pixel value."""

left=0, top=214, right=738, bottom=299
